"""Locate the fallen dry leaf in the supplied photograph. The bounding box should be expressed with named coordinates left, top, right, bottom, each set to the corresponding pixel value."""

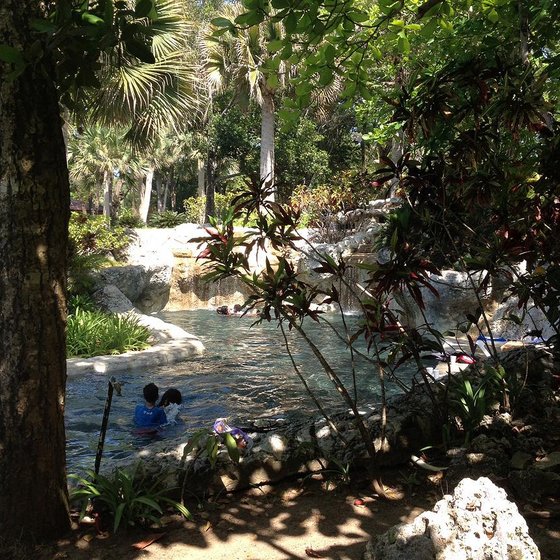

left=132, top=533, right=165, bottom=550
left=305, top=547, right=326, bottom=558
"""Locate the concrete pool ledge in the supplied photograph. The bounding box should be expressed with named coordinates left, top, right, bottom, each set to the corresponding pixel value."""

left=67, top=312, right=205, bottom=377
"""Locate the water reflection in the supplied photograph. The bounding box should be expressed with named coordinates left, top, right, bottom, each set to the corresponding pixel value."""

left=65, top=310, right=413, bottom=471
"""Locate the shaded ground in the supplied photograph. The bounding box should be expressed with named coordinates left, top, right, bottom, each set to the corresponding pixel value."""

left=8, top=469, right=560, bottom=560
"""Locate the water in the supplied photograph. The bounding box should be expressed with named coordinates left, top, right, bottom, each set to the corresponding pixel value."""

left=65, top=310, right=415, bottom=472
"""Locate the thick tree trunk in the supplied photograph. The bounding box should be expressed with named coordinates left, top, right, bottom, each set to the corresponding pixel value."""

left=260, top=92, right=275, bottom=202
left=0, top=0, right=70, bottom=541
left=139, top=167, right=154, bottom=223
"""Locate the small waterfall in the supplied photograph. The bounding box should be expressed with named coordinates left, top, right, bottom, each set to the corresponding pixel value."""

left=167, top=255, right=251, bottom=310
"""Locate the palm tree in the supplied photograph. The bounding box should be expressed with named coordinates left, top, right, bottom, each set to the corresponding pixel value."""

left=203, top=3, right=290, bottom=202
left=69, top=0, right=204, bottom=221
left=67, top=126, right=140, bottom=221
left=85, top=0, right=202, bottom=147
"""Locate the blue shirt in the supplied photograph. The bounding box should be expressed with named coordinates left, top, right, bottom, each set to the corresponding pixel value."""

left=134, top=404, right=167, bottom=428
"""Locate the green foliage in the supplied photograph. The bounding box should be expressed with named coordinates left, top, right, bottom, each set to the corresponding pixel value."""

left=290, top=172, right=374, bottom=239
left=66, top=309, right=150, bottom=358
left=449, top=375, right=491, bottom=444
left=183, top=192, right=250, bottom=225
left=69, top=465, right=191, bottom=534
left=69, top=214, right=130, bottom=257
left=183, top=196, right=206, bottom=224
left=447, top=364, right=519, bottom=443
left=117, top=208, right=145, bottom=229
left=275, top=117, right=330, bottom=199
left=148, top=211, right=187, bottom=228
left=68, top=213, right=130, bottom=296
left=179, top=427, right=246, bottom=500
left=67, top=293, right=97, bottom=315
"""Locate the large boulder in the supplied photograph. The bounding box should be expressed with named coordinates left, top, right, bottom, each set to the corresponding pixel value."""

left=364, top=477, right=540, bottom=560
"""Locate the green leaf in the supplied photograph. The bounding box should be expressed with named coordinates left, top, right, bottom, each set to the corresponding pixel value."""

left=211, top=16, right=233, bottom=28
left=235, top=10, right=264, bottom=26
left=134, top=0, right=153, bottom=18
left=134, top=496, right=163, bottom=513
left=114, top=502, right=126, bottom=533
left=30, top=19, right=57, bottom=33
left=224, top=433, right=240, bottom=463
left=487, top=8, right=499, bottom=23
left=266, top=73, right=279, bottom=88
left=318, top=67, right=333, bottom=85
left=295, top=81, right=313, bottom=96
left=324, top=44, right=336, bottom=64
left=81, top=12, right=105, bottom=26
left=124, top=38, right=155, bottom=63
left=279, top=43, right=293, bottom=60
left=267, top=39, right=284, bottom=53
left=397, top=33, right=410, bottom=54
left=348, top=11, right=369, bottom=23
left=271, top=0, right=290, bottom=8
left=371, top=45, right=382, bottom=60
left=0, top=45, right=24, bottom=65
left=284, top=12, right=298, bottom=34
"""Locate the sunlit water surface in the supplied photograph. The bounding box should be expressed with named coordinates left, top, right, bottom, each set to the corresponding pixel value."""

left=65, top=310, right=416, bottom=471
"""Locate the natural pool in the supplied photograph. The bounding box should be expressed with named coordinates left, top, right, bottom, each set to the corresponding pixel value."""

left=65, top=310, right=417, bottom=472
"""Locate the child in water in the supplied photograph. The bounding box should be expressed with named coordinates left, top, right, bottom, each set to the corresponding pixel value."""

left=134, top=383, right=167, bottom=429
left=158, top=388, right=182, bottom=425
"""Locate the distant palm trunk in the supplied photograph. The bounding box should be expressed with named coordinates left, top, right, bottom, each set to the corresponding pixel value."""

left=205, top=152, right=216, bottom=223
left=156, top=173, right=164, bottom=212
left=102, top=169, right=113, bottom=222
left=139, top=166, right=154, bottom=223
left=260, top=92, right=275, bottom=202
left=197, top=158, right=205, bottom=196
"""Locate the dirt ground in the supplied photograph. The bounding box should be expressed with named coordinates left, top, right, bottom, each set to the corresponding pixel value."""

left=11, top=471, right=560, bottom=560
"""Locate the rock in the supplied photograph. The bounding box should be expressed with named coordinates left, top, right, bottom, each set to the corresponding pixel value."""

left=510, top=451, right=534, bottom=470
left=364, top=477, right=541, bottom=560
left=534, top=451, right=560, bottom=472
left=509, top=469, right=560, bottom=503
left=92, top=284, right=134, bottom=313
left=91, top=265, right=147, bottom=302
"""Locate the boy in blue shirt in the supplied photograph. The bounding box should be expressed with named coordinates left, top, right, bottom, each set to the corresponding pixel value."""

left=134, top=383, right=167, bottom=428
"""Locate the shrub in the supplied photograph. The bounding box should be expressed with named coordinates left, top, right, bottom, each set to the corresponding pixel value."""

left=70, top=464, right=191, bottom=533
left=183, top=192, right=254, bottom=225
left=117, top=208, right=144, bottom=228
left=290, top=173, right=373, bottom=241
left=66, top=309, right=151, bottom=358
left=183, top=195, right=206, bottom=224
left=67, top=293, right=97, bottom=314
left=148, top=210, right=186, bottom=228
left=69, top=214, right=130, bottom=257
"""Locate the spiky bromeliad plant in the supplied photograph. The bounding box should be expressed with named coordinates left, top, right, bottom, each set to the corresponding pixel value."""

left=70, top=464, right=191, bottom=533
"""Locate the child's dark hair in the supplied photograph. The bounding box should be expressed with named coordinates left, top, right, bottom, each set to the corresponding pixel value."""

left=143, top=383, right=159, bottom=405
left=158, top=388, right=182, bottom=407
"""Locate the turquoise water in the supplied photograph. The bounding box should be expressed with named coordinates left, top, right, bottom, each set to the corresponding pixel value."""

left=65, top=310, right=415, bottom=471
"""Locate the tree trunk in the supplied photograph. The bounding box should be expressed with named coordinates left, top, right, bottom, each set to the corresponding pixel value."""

left=102, top=168, right=113, bottom=222
left=139, top=167, right=154, bottom=223
left=156, top=173, right=164, bottom=213
left=163, top=174, right=171, bottom=211
left=197, top=158, right=205, bottom=197
left=260, top=91, right=275, bottom=202
left=0, top=0, right=70, bottom=541
left=205, top=151, right=216, bottom=223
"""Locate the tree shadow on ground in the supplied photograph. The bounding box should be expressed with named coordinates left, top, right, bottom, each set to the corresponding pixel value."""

left=9, top=467, right=560, bottom=560
left=12, top=470, right=431, bottom=560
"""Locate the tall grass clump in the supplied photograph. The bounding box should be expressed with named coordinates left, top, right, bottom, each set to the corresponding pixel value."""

left=67, top=309, right=151, bottom=358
